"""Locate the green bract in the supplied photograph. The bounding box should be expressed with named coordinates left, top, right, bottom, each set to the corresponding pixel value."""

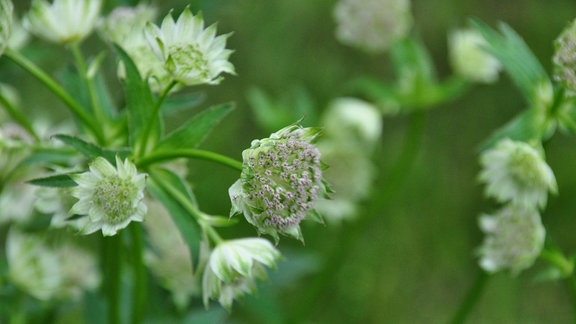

left=229, top=125, right=329, bottom=242
left=145, top=7, right=235, bottom=87
left=202, top=238, right=281, bottom=310
left=24, top=0, right=102, bottom=44
left=70, top=156, right=147, bottom=236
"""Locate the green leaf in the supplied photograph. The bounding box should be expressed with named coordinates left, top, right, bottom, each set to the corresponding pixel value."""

left=54, top=134, right=130, bottom=162
left=155, top=103, right=234, bottom=151
left=478, top=108, right=547, bottom=151
left=114, top=45, right=157, bottom=148
left=148, top=168, right=201, bottom=267
left=471, top=19, right=550, bottom=105
left=28, top=174, right=77, bottom=187
left=161, top=91, right=205, bottom=116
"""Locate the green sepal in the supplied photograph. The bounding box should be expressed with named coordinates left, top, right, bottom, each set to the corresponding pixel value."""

left=307, top=209, right=325, bottom=225
left=155, top=103, right=234, bottom=151
left=27, top=174, right=77, bottom=187
left=203, top=215, right=238, bottom=227
left=471, top=19, right=551, bottom=106
left=148, top=167, right=202, bottom=267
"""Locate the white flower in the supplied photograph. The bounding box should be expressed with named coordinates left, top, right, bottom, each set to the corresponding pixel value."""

left=229, top=125, right=330, bottom=242
left=98, top=4, right=157, bottom=45
left=479, top=139, right=557, bottom=209
left=70, top=156, right=147, bottom=236
left=322, top=97, right=382, bottom=147
left=202, top=238, right=281, bottom=310
left=333, top=0, right=412, bottom=53
left=7, top=228, right=100, bottom=300
left=24, top=0, right=102, bottom=44
left=144, top=198, right=197, bottom=309
left=478, top=204, right=545, bottom=275
left=0, top=0, right=13, bottom=55
left=145, top=7, right=235, bottom=87
left=449, top=28, right=501, bottom=83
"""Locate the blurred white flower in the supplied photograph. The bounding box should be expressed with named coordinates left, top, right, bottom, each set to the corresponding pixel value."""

left=8, top=17, right=30, bottom=51
left=478, top=204, right=545, bottom=274
left=145, top=7, right=235, bottom=87
left=70, top=156, right=147, bottom=236
left=333, top=0, right=412, bottom=53
left=449, top=28, right=501, bottom=83
left=229, top=125, right=329, bottom=242
left=202, top=238, right=281, bottom=310
left=0, top=0, right=13, bottom=55
left=553, top=18, right=576, bottom=94
left=479, top=139, right=557, bottom=209
left=24, top=0, right=102, bottom=44
left=322, top=97, right=382, bottom=147
left=7, top=228, right=100, bottom=300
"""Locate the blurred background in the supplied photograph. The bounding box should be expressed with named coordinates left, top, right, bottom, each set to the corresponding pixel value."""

left=7, top=0, right=576, bottom=322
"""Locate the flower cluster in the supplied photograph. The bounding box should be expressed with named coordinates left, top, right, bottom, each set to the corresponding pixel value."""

left=70, top=156, right=147, bottom=236
left=202, top=238, right=281, bottom=310
left=553, top=18, right=576, bottom=94
left=229, top=125, right=329, bottom=242
left=333, top=0, right=412, bottom=53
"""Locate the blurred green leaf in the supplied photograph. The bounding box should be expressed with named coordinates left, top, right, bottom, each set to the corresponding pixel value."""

left=54, top=134, right=130, bottom=162
left=162, top=92, right=206, bottom=116
left=27, top=174, right=77, bottom=187
left=478, top=108, right=547, bottom=151
left=155, top=103, right=234, bottom=151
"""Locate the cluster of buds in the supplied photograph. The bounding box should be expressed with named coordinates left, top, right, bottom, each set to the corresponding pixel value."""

left=229, top=125, right=330, bottom=242
left=553, top=18, right=576, bottom=94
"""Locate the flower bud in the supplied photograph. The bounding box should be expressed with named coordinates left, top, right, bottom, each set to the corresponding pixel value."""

left=479, top=139, right=557, bottom=209
left=333, top=0, right=412, bottom=53
left=478, top=204, right=545, bottom=275
left=202, top=238, right=281, bottom=310
left=229, top=125, right=329, bottom=242
left=448, top=28, right=501, bottom=83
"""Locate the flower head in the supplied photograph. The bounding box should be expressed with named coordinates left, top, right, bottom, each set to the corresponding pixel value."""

left=98, top=4, right=156, bottom=45
left=229, top=125, right=329, bottom=242
left=478, top=204, right=545, bottom=275
left=553, top=18, right=576, bottom=94
left=0, top=0, right=14, bottom=56
left=333, top=0, right=412, bottom=53
left=202, top=238, right=281, bottom=310
left=479, top=139, right=556, bottom=209
left=449, top=28, right=501, bottom=83
left=71, top=156, right=147, bottom=236
left=24, top=0, right=102, bottom=44
left=322, top=97, right=382, bottom=147
left=145, top=7, right=235, bottom=87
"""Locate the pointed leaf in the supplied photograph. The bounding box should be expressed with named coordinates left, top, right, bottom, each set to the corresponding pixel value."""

left=155, top=103, right=234, bottom=151
left=148, top=168, right=201, bottom=267
left=54, top=134, right=131, bottom=162
left=28, top=174, right=77, bottom=187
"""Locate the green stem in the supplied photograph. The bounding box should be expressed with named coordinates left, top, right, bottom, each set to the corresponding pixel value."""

left=289, top=111, right=426, bottom=322
left=137, top=148, right=243, bottom=172
left=4, top=49, right=105, bottom=144
left=103, top=233, right=122, bottom=324
left=0, top=92, right=39, bottom=141
left=130, top=224, right=146, bottom=324
left=449, top=271, right=489, bottom=324
left=137, top=81, right=177, bottom=157
left=70, top=44, right=108, bottom=134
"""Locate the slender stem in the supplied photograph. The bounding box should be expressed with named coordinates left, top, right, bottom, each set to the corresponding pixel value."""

left=4, top=49, right=105, bottom=144
left=70, top=44, right=108, bottom=133
left=137, top=148, right=243, bottom=172
left=103, top=233, right=122, bottom=324
left=0, top=92, right=39, bottom=140
left=137, top=81, right=177, bottom=157
left=130, top=223, right=146, bottom=324
left=449, top=271, right=489, bottom=324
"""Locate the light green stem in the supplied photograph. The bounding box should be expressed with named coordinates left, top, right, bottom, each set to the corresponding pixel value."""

left=130, top=224, right=146, bottom=324
left=103, top=233, right=122, bottom=324
left=137, top=148, right=243, bottom=172
left=4, top=49, right=105, bottom=144
left=449, top=271, right=489, bottom=324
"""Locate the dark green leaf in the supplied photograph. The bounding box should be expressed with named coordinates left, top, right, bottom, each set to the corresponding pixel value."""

left=54, top=134, right=130, bottom=162
left=155, top=103, right=234, bottom=151
left=28, top=174, right=77, bottom=187
left=162, top=91, right=205, bottom=116
left=148, top=168, right=201, bottom=267
left=114, top=44, right=157, bottom=147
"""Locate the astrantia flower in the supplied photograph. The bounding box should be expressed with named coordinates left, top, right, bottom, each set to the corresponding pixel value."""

left=145, top=7, right=235, bottom=87
left=0, top=0, right=14, bottom=56
left=478, top=204, right=545, bottom=275
left=322, top=97, right=382, bottom=147
left=98, top=4, right=157, bottom=45
left=70, top=156, right=147, bottom=236
left=202, top=238, right=281, bottom=310
left=553, top=18, right=576, bottom=94
left=229, top=125, right=330, bottom=242
left=479, top=139, right=557, bottom=209
left=333, top=0, right=412, bottom=53
left=24, top=0, right=102, bottom=44
left=449, top=28, right=501, bottom=83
